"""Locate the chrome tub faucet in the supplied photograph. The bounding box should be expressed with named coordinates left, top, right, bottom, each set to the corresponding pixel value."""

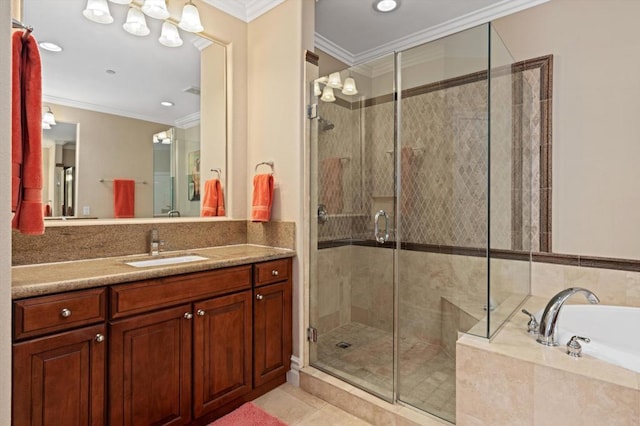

left=536, top=287, right=600, bottom=346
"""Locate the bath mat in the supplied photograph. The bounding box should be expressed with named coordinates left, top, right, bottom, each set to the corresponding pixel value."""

left=208, top=402, right=287, bottom=426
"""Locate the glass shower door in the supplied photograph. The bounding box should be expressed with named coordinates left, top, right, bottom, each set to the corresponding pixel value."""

left=309, top=53, right=397, bottom=401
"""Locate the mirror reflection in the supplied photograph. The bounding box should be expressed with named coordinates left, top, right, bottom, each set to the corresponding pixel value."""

left=25, top=0, right=227, bottom=220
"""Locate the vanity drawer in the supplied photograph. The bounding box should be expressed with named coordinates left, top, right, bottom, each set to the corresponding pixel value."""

left=110, top=265, right=252, bottom=319
left=254, top=259, right=291, bottom=287
left=14, top=288, right=107, bottom=340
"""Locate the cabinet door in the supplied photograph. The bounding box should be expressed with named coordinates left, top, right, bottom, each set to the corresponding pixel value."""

left=109, top=305, right=192, bottom=426
left=13, top=324, right=106, bottom=426
left=253, top=281, right=292, bottom=387
left=193, top=291, right=252, bottom=418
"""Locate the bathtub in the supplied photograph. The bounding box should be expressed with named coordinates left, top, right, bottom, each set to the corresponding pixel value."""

left=543, top=305, right=640, bottom=373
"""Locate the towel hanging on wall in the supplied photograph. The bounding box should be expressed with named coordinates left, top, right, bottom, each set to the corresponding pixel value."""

left=201, top=178, right=225, bottom=216
left=251, top=174, right=274, bottom=222
left=11, top=30, right=44, bottom=235
left=113, top=179, right=135, bottom=218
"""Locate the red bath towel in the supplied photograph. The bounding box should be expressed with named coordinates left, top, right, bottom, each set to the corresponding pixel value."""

left=11, top=31, right=44, bottom=235
left=251, top=174, right=274, bottom=222
left=113, top=179, right=135, bottom=218
left=201, top=178, right=225, bottom=216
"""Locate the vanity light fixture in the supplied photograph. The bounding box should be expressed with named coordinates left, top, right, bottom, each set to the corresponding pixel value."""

left=374, top=0, right=399, bottom=13
left=84, top=0, right=203, bottom=49
left=315, top=73, right=358, bottom=102
left=82, top=0, right=114, bottom=24
left=39, top=41, right=63, bottom=52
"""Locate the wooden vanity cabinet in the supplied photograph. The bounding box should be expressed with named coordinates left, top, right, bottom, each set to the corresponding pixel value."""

left=12, top=289, right=108, bottom=426
left=253, top=259, right=292, bottom=387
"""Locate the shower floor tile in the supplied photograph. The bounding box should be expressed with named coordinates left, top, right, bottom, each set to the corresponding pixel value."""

left=313, top=322, right=456, bottom=423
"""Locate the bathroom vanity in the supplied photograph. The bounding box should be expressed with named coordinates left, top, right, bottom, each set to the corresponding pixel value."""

left=11, top=246, right=293, bottom=425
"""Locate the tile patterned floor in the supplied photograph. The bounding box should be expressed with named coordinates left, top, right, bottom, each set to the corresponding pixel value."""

left=313, top=322, right=456, bottom=423
left=253, top=383, right=374, bottom=425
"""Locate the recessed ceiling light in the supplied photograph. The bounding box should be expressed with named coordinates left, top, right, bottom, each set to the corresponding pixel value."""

left=39, top=41, right=63, bottom=52
left=161, top=101, right=174, bottom=107
left=374, top=0, right=398, bottom=13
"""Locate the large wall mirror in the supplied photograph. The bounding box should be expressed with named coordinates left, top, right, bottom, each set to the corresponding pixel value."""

left=25, top=0, right=227, bottom=220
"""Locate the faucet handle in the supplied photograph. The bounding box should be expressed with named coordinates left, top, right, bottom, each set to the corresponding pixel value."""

left=566, top=335, right=590, bottom=357
left=521, top=309, right=539, bottom=335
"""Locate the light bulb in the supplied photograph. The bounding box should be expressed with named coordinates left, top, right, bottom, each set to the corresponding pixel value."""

left=321, top=86, right=336, bottom=103
left=123, top=7, right=150, bottom=36
left=342, top=77, right=358, bottom=95
left=159, top=22, right=183, bottom=47
left=82, top=0, right=114, bottom=24
left=179, top=2, right=204, bottom=33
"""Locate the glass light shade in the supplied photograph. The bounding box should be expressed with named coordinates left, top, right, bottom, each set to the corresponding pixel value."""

left=327, top=72, right=342, bottom=89
left=42, top=122, right=51, bottom=130
left=313, top=81, right=322, bottom=97
left=123, top=7, right=150, bottom=36
left=158, top=22, right=183, bottom=47
left=82, top=0, right=114, bottom=24
left=178, top=3, right=204, bottom=33
left=42, top=110, right=56, bottom=126
left=342, top=77, right=358, bottom=95
left=321, top=86, right=336, bottom=103
left=141, top=0, right=170, bottom=19
left=108, top=0, right=132, bottom=4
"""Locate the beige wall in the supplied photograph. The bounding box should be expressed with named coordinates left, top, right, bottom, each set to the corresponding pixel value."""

left=50, top=103, right=167, bottom=218
left=494, top=0, right=640, bottom=260
left=247, top=0, right=314, bottom=368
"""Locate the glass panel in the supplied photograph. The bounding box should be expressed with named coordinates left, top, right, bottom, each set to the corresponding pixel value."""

left=396, top=24, right=490, bottom=423
left=488, top=23, right=531, bottom=337
left=309, top=53, right=396, bottom=401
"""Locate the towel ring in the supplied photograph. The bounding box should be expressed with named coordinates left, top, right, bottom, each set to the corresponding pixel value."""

left=255, top=161, right=275, bottom=174
left=210, top=168, right=222, bottom=178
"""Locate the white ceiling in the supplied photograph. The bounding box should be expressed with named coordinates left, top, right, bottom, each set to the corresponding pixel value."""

left=22, top=0, right=546, bottom=127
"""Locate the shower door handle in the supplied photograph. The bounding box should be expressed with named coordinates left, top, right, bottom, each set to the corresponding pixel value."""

left=374, top=210, right=389, bottom=244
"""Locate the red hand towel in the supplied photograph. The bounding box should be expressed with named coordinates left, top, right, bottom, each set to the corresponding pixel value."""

left=251, top=174, right=274, bottom=222
left=113, top=179, right=135, bottom=218
left=11, top=31, right=44, bottom=235
left=201, top=178, right=225, bottom=216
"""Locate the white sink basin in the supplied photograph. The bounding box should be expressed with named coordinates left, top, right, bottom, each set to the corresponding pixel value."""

left=125, top=255, right=209, bottom=268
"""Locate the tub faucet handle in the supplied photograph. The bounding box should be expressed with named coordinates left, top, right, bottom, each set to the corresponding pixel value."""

left=566, top=335, right=590, bottom=358
left=521, top=309, right=539, bottom=335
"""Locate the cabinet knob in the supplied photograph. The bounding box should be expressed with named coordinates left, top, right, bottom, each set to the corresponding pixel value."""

left=94, top=334, right=105, bottom=343
left=256, top=294, right=264, bottom=300
left=184, top=312, right=194, bottom=320
left=60, top=308, right=72, bottom=318
left=271, top=270, right=279, bottom=276
left=196, top=309, right=206, bottom=317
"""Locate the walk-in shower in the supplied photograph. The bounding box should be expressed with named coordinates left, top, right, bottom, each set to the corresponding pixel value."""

left=309, top=23, right=534, bottom=424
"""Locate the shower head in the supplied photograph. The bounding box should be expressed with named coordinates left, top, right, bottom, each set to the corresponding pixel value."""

left=318, top=116, right=335, bottom=131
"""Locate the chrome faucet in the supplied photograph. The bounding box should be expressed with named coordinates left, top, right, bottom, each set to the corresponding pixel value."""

left=536, top=287, right=600, bottom=346
left=149, top=229, right=160, bottom=256
left=168, top=210, right=181, bottom=218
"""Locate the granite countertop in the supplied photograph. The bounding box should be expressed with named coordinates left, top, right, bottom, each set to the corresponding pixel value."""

left=12, top=244, right=295, bottom=299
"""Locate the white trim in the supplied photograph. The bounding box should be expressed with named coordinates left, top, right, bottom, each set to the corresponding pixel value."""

left=200, top=0, right=285, bottom=22
left=315, top=0, right=550, bottom=66
left=42, top=95, right=176, bottom=126
left=286, top=355, right=301, bottom=386
left=174, top=112, right=201, bottom=129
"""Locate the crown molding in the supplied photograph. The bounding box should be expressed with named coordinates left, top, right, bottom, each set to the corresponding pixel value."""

left=201, top=0, right=285, bottom=22
left=174, top=112, right=201, bottom=129
left=315, top=0, right=550, bottom=67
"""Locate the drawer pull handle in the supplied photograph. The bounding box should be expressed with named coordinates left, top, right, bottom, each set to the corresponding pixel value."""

left=60, top=308, right=72, bottom=318
left=94, top=334, right=105, bottom=343
left=256, top=294, right=264, bottom=300
left=271, top=270, right=279, bottom=276
left=196, top=309, right=206, bottom=317
left=184, top=312, right=194, bottom=320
